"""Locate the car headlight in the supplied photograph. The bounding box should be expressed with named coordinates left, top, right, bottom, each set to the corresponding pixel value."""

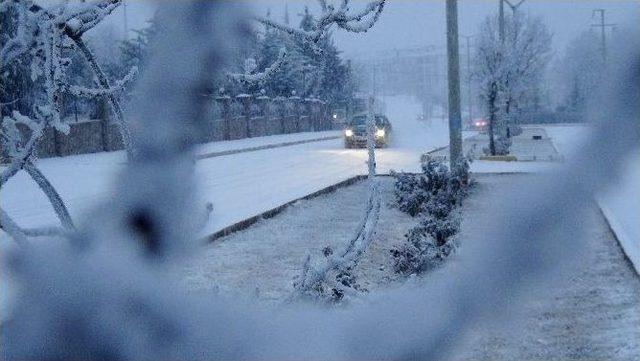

left=345, top=129, right=354, bottom=137
left=375, top=128, right=385, bottom=137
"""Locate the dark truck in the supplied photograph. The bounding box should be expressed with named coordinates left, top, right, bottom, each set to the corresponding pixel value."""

left=344, top=114, right=392, bottom=148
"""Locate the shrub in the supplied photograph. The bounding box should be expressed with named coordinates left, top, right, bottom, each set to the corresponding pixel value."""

left=391, top=171, right=428, bottom=217
left=390, top=158, right=470, bottom=276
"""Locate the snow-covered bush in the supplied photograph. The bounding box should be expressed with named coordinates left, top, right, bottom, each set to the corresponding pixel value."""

left=390, top=171, right=427, bottom=217
left=292, top=247, right=366, bottom=303
left=390, top=159, right=470, bottom=275
left=392, top=158, right=470, bottom=216
left=483, top=135, right=513, bottom=156
left=391, top=218, right=459, bottom=276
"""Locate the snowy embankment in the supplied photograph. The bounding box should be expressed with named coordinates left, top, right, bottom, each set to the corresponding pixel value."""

left=1, top=95, right=449, bottom=241
left=544, top=124, right=640, bottom=274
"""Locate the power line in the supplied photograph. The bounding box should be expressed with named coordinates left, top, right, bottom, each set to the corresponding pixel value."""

left=591, top=9, right=617, bottom=63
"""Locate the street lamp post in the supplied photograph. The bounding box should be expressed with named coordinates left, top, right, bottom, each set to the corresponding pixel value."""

left=446, top=0, right=462, bottom=164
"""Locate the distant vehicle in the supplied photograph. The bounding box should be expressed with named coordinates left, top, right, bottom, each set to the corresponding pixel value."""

left=344, top=114, right=392, bottom=148
left=470, top=118, right=488, bottom=132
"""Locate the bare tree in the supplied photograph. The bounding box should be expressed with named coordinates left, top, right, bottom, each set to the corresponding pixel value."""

left=0, top=0, right=136, bottom=243
left=475, top=12, right=551, bottom=155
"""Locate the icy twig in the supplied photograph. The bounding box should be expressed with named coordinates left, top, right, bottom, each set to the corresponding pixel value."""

left=0, top=208, right=28, bottom=246
left=0, top=113, right=43, bottom=187
left=64, top=66, right=138, bottom=98
left=71, top=36, right=134, bottom=159
left=228, top=48, right=287, bottom=84
left=256, top=0, right=386, bottom=45
left=23, top=162, right=75, bottom=230
left=294, top=179, right=381, bottom=296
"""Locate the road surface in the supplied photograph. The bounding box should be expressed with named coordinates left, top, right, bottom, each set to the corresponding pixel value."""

left=0, top=96, right=450, bottom=238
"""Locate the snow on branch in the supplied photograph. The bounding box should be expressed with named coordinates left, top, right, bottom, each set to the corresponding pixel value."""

left=0, top=111, right=43, bottom=186
left=228, top=48, right=287, bottom=84
left=23, top=162, right=75, bottom=230
left=0, top=208, right=29, bottom=246
left=0, top=111, right=75, bottom=232
left=293, top=179, right=381, bottom=299
left=256, top=0, right=386, bottom=45
left=62, top=0, right=121, bottom=38
left=1, top=0, right=135, bottom=159
left=64, top=66, right=138, bottom=98
left=0, top=207, right=68, bottom=245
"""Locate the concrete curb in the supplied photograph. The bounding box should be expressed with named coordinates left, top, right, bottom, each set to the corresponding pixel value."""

left=597, top=204, right=640, bottom=276
left=196, top=135, right=341, bottom=160
left=204, top=175, right=368, bottom=242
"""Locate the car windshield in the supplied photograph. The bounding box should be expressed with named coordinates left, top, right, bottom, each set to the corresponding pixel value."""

left=350, top=115, right=385, bottom=126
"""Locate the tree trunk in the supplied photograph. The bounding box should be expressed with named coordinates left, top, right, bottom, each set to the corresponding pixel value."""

left=488, top=83, right=497, bottom=156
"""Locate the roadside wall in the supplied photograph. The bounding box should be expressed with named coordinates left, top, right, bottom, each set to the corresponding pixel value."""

left=1, top=95, right=336, bottom=161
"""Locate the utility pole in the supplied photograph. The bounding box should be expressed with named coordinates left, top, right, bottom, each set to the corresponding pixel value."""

left=461, top=35, right=474, bottom=123
left=499, top=0, right=525, bottom=43
left=591, top=9, right=616, bottom=63
left=122, top=0, right=129, bottom=40
left=499, top=0, right=505, bottom=43
left=446, top=0, right=462, bottom=164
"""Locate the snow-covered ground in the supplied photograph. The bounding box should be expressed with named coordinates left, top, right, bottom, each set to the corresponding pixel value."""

left=195, top=130, right=340, bottom=156
left=184, top=177, right=415, bottom=301
left=0, top=95, right=449, bottom=241
left=442, top=122, right=638, bottom=274
left=453, top=174, right=640, bottom=360
left=543, top=124, right=639, bottom=274
left=184, top=170, right=639, bottom=359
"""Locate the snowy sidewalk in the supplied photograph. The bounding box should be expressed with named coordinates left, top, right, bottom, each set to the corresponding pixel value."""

left=195, top=130, right=341, bottom=159
left=454, top=174, right=640, bottom=360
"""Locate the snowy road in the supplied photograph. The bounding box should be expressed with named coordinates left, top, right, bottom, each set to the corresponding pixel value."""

left=1, top=96, right=451, bottom=239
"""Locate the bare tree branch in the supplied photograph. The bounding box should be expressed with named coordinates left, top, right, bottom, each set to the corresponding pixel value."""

left=0, top=208, right=29, bottom=246
left=227, top=48, right=287, bottom=84
left=256, top=0, right=386, bottom=45
left=23, top=162, right=75, bottom=230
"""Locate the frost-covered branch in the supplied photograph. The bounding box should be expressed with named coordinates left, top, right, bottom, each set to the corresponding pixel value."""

left=23, top=162, right=75, bottom=230
left=0, top=208, right=29, bottom=246
left=64, top=65, right=138, bottom=98
left=1, top=111, right=75, bottom=231
left=1, top=0, right=135, bottom=159
left=256, top=0, right=386, bottom=45
left=0, top=207, right=68, bottom=244
left=62, top=0, right=121, bottom=38
left=227, top=48, right=287, bottom=84
left=294, top=179, right=381, bottom=298
left=68, top=27, right=134, bottom=159
left=20, top=226, right=68, bottom=238
left=0, top=111, right=43, bottom=187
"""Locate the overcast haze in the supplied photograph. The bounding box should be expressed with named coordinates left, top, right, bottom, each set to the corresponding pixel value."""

left=99, top=0, right=640, bottom=60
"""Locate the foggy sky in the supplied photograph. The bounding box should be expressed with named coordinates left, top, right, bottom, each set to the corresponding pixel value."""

left=98, top=0, right=639, bottom=60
